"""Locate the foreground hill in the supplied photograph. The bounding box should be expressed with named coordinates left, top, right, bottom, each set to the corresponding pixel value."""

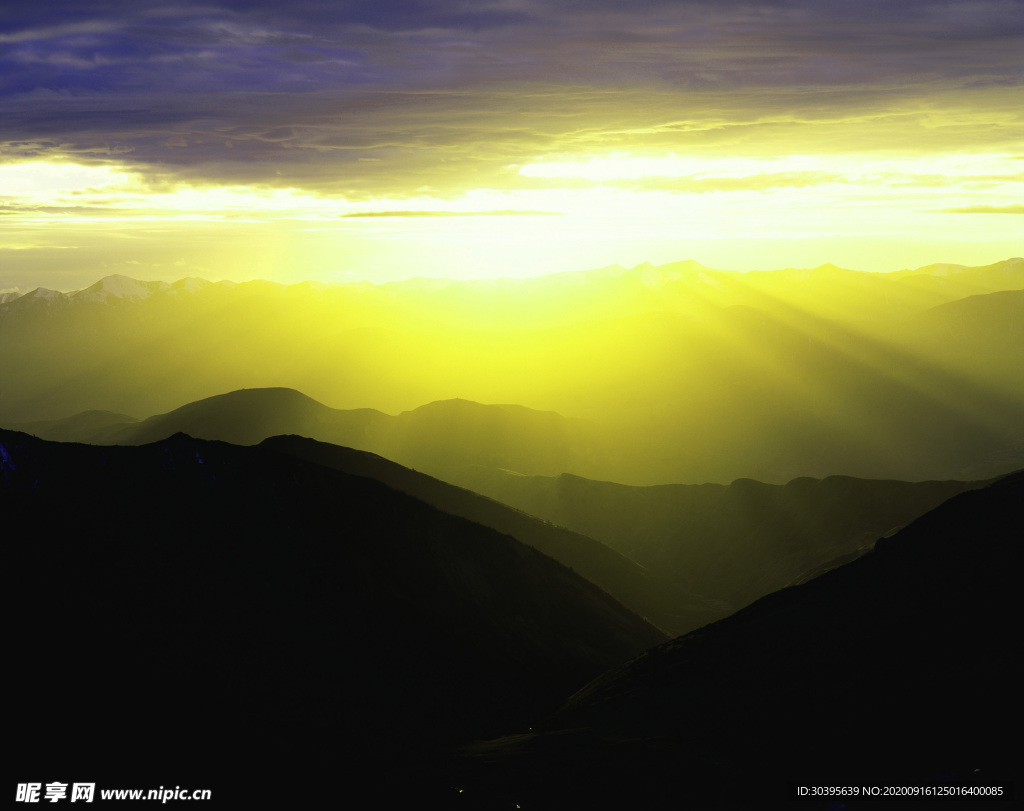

left=452, top=470, right=1023, bottom=809
left=3, top=429, right=666, bottom=802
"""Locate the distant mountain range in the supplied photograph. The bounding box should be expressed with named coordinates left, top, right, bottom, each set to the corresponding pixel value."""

left=9, top=386, right=597, bottom=480
left=0, top=273, right=230, bottom=306
left=2, top=258, right=1021, bottom=484
left=4, top=257, right=1021, bottom=310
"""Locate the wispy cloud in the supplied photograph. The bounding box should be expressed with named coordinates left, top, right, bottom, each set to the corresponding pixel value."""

left=936, top=204, right=1024, bottom=214
left=340, top=209, right=561, bottom=218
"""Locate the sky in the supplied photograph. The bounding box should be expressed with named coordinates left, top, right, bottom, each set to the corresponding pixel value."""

left=1, top=0, right=1021, bottom=290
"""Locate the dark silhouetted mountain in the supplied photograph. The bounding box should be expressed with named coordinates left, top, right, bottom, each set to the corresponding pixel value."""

left=11, top=386, right=1007, bottom=637
left=4, top=428, right=666, bottom=803
left=260, top=434, right=710, bottom=635
left=451, top=470, right=1023, bottom=809
left=15, top=394, right=991, bottom=638
left=459, top=468, right=991, bottom=623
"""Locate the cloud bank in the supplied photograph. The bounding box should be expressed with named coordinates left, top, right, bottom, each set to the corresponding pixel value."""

left=2, top=1, right=1021, bottom=197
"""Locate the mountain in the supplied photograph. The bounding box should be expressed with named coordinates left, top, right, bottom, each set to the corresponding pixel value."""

left=896, top=255, right=1023, bottom=284
left=9, top=408, right=706, bottom=633
left=11, top=387, right=601, bottom=481
left=260, top=434, right=708, bottom=635
left=72, top=274, right=172, bottom=303
left=2, top=258, right=1022, bottom=483
left=13, top=393, right=991, bottom=637
left=10, top=408, right=140, bottom=443
left=106, top=386, right=389, bottom=448
left=372, top=397, right=597, bottom=480
left=451, top=470, right=1023, bottom=809
left=6, top=286, right=70, bottom=307
left=4, top=428, right=667, bottom=802
left=6, top=387, right=379, bottom=447
left=457, top=468, right=991, bottom=619
left=911, top=289, right=1024, bottom=353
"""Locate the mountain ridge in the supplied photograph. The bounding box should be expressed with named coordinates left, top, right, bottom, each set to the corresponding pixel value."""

left=3, top=257, right=1021, bottom=483
left=259, top=433, right=708, bottom=635
left=457, top=465, right=995, bottom=620
left=3, top=256, right=1020, bottom=303
left=452, top=469, right=1023, bottom=808
left=8, top=391, right=1000, bottom=638
left=8, top=386, right=600, bottom=481
left=4, top=427, right=667, bottom=801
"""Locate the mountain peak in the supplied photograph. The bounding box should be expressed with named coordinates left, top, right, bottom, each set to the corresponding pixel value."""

left=20, top=287, right=70, bottom=303
left=176, top=387, right=326, bottom=411
left=622, top=259, right=716, bottom=287
left=73, top=275, right=170, bottom=303
left=168, top=277, right=214, bottom=294
left=810, top=262, right=854, bottom=273
left=407, top=398, right=564, bottom=420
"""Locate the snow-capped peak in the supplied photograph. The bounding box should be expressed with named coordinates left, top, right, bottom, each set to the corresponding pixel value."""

left=72, top=275, right=171, bottom=303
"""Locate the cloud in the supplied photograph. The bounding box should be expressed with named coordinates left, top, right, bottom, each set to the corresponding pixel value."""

left=0, top=1, right=1020, bottom=201
left=340, top=209, right=561, bottom=217
left=0, top=203, right=133, bottom=216
left=0, top=20, right=121, bottom=45
left=936, top=204, right=1024, bottom=214
left=0, top=242, right=76, bottom=250
left=615, top=172, right=850, bottom=193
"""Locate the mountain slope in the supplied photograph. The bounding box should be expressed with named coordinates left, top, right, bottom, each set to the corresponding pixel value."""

left=453, top=470, right=1023, bottom=809
left=10, top=387, right=999, bottom=635
left=106, top=385, right=389, bottom=448
left=458, top=468, right=990, bottom=615
left=23, top=386, right=600, bottom=480
left=910, top=289, right=1024, bottom=356
left=260, top=434, right=710, bottom=635
left=8, top=408, right=140, bottom=443
left=3, top=428, right=667, bottom=802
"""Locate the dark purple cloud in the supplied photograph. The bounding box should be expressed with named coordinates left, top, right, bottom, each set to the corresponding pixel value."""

left=1, top=1, right=1020, bottom=196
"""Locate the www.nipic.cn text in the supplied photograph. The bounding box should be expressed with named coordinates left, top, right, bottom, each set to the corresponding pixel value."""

left=16, top=784, right=212, bottom=803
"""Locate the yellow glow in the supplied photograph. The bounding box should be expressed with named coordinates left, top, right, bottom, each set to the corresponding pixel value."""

left=1, top=148, right=1021, bottom=285
left=6, top=250, right=1018, bottom=487
left=518, top=151, right=1021, bottom=182
left=0, top=160, right=132, bottom=200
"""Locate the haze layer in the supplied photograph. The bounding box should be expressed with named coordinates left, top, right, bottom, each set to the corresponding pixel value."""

left=2, top=258, right=1021, bottom=484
